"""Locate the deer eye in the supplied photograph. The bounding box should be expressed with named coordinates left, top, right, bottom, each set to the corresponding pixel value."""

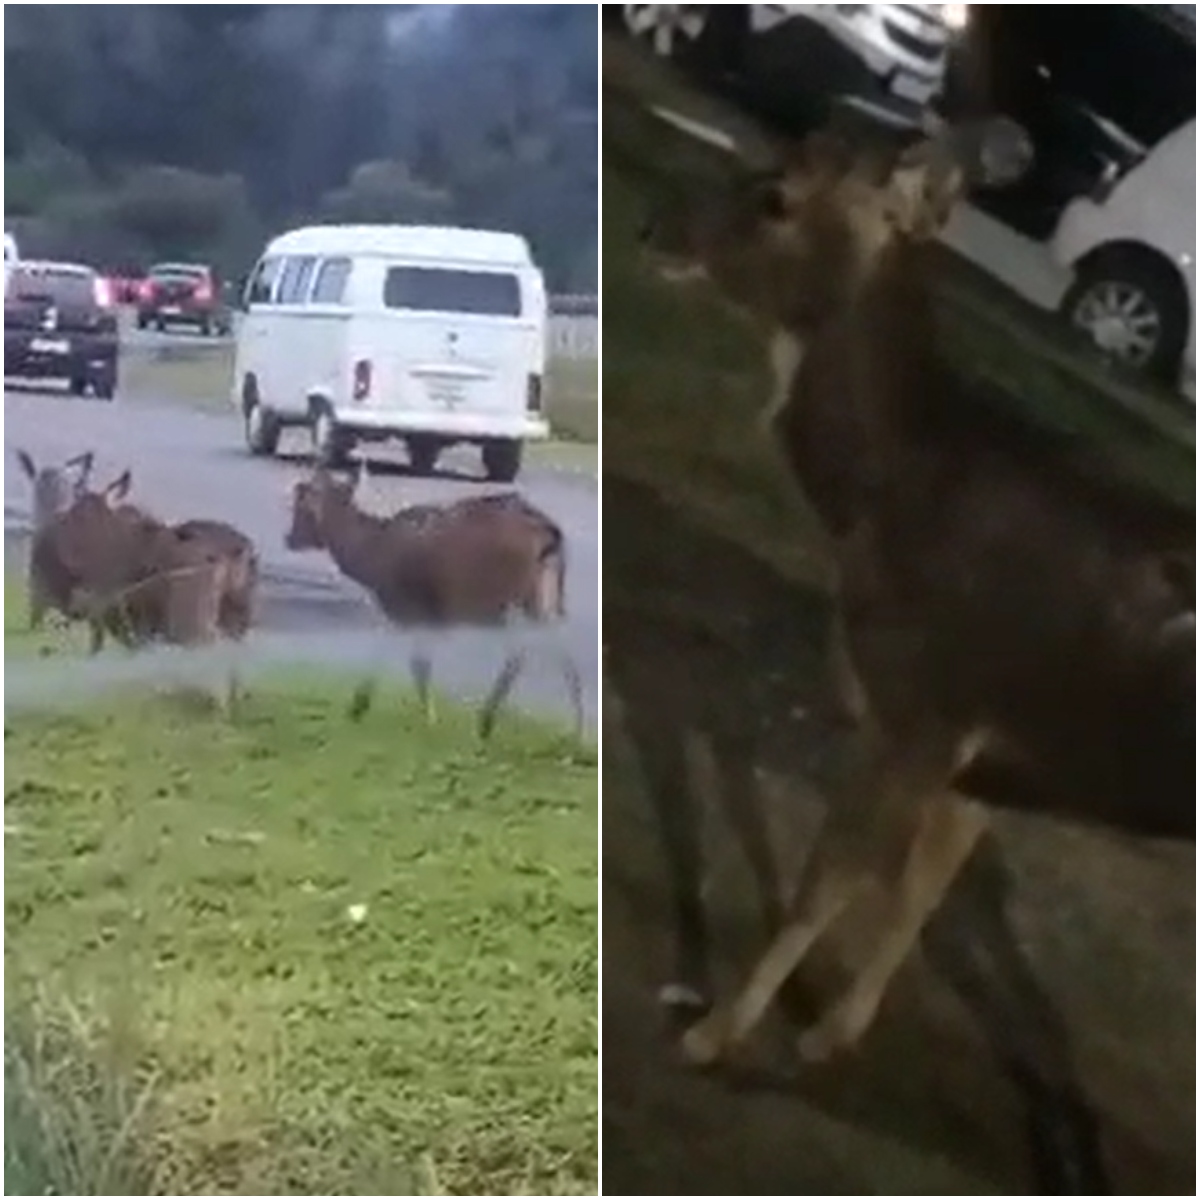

left=754, top=183, right=789, bottom=221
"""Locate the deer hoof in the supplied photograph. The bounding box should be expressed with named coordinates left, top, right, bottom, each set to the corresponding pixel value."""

left=679, top=1010, right=731, bottom=1068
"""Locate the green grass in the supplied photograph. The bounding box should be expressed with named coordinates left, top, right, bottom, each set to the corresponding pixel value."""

left=5, top=574, right=90, bottom=658
left=5, top=682, right=598, bottom=1195
left=546, top=357, right=598, bottom=444
left=123, top=345, right=599, bottom=449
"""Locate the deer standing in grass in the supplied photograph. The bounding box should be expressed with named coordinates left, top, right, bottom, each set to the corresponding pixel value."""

left=637, top=113, right=1194, bottom=1066
left=285, top=463, right=583, bottom=738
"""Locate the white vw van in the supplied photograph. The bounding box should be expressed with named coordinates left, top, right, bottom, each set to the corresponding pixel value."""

left=232, top=224, right=551, bottom=481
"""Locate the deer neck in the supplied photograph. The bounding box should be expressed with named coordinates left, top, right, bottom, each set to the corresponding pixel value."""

left=323, top=499, right=389, bottom=589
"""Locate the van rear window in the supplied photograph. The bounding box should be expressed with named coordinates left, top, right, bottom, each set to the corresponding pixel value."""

left=383, top=267, right=521, bottom=316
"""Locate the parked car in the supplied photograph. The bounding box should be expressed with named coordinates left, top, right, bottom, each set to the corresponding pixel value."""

left=232, top=224, right=550, bottom=481
left=950, top=4, right=1196, bottom=240
left=4, top=260, right=119, bottom=399
left=610, top=4, right=969, bottom=129
left=136, top=263, right=231, bottom=335
left=1052, top=119, right=1195, bottom=393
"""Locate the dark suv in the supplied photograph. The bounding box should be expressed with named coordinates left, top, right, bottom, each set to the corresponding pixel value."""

left=136, top=262, right=231, bottom=335
left=4, top=261, right=119, bottom=399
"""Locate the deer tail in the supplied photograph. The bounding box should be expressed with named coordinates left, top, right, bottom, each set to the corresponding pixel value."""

left=536, top=523, right=568, bottom=620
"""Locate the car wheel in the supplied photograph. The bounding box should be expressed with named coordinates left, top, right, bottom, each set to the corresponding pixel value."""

left=244, top=397, right=282, bottom=456
left=200, top=317, right=213, bottom=337
left=136, top=313, right=149, bottom=331
left=69, top=376, right=88, bottom=398
left=1061, top=248, right=1189, bottom=384
left=91, top=369, right=117, bottom=401
left=407, top=436, right=441, bottom=476
left=481, top=438, right=523, bottom=483
left=155, top=318, right=166, bottom=333
left=312, top=408, right=353, bottom=469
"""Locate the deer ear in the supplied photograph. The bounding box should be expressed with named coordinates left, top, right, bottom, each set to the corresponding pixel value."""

left=106, top=469, right=132, bottom=501
left=16, top=450, right=36, bottom=481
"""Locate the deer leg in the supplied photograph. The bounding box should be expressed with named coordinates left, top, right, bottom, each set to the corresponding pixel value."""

left=707, top=732, right=783, bottom=937
left=680, top=731, right=953, bottom=1067
left=622, top=703, right=713, bottom=1017
left=478, top=652, right=525, bottom=740
left=411, top=651, right=435, bottom=725
left=795, top=792, right=988, bottom=1063
left=556, top=648, right=586, bottom=739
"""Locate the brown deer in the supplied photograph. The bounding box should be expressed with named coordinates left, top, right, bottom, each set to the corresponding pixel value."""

left=284, top=464, right=583, bottom=738
left=28, top=466, right=257, bottom=700
left=635, top=113, right=1194, bottom=1067
left=16, top=448, right=95, bottom=631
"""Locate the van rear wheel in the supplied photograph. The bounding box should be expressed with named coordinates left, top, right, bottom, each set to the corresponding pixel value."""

left=313, top=410, right=354, bottom=469
left=407, top=436, right=441, bottom=476
left=481, top=438, right=522, bottom=483
left=244, top=392, right=282, bottom=457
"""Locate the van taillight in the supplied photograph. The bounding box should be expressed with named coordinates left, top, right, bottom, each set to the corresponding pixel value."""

left=526, top=373, right=543, bottom=414
left=194, top=279, right=213, bottom=303
left=93, top=277, right=113, bottom=308
left=352, top=360, right=373, bottom=401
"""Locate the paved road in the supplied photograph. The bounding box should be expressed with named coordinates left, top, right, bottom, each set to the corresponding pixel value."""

left=5, top=385, right=598, bottom=733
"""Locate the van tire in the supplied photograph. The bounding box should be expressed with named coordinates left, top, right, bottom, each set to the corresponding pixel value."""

left=407, top=436, right=441, bottom=476
left=312, top=408, right=353, bottom=470
left=481, top=438, right=522, bottom=483
left=243, top=380, right=282, bottom=456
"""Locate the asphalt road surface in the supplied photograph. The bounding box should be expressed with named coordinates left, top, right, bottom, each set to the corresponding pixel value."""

left=4, top=384, right=598, bottom=734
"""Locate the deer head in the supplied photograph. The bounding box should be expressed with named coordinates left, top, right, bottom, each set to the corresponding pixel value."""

left=286, top=467, right=355, bottom=551
left=639, top=108, right=1032, bottom=337
left=16, top=449, right=97, bottom=530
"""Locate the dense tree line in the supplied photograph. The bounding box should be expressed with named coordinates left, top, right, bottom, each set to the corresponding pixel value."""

left=5, top=5, right=598, bottom=289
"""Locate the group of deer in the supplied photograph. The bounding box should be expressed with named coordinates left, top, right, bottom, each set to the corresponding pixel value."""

left=19, top=449, right=258, bottom=706
left=19, top=448, right=580, bottom=737
left=633, top=111, right=1194, bottom=1067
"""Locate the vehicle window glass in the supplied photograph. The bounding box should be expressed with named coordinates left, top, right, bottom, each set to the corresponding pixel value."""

left=277, top=255, right=318, bottom=305
left=382, top=267, right=521, bottom=316
left=245, top=256, right=282, bottom=306
left=9, top=268, right=95, bottom=306
left=151, top=265, right=206, bottom=282
left=310, top=257, right=352, bottom=304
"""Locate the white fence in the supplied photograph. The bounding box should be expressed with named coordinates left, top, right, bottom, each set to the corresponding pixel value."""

left=549, top=294, right=597, bottom=360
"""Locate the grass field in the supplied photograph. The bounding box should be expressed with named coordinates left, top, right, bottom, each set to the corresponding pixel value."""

left=121, top=341, right=599, bottom=447
left=4, top=597, right=598, bottom=1193
left=4, top=573, right=90, bottom=658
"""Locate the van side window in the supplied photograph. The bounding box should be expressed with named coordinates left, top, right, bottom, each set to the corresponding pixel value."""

left=310, top=257, right=352, bottom=305
left=245, top=256, right=282, bottom=306
left=276, top=255, right=318, bottom=305
left=383, top=267, right=522, bottom=316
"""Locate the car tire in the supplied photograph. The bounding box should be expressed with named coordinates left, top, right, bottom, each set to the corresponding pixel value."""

left=1061, top=247, right=1190, bottom=385
left=312, top=407, right=353, bottom=469
left=244, top=386, right=282, bottom=457
left=69, top=376, right=88, bottom=398
left=620, top=5, right=742, bottom=72
left=91, top=369, right=117, bottom=401
left=407, top=436, right=441, bottom=476
left=481, top=438, right=523, bottom=483
left=155, top=318, right=166, bottom=333
left=136, top=313, right=149, bottom=331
